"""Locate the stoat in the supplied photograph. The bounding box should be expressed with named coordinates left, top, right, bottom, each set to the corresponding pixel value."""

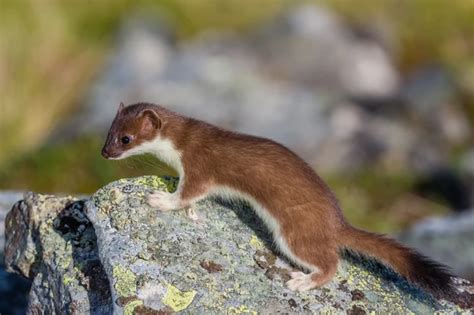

left=102, top=102, right=458, bottom=300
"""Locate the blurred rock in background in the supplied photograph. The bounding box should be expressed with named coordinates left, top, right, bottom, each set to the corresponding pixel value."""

left=253, top=5, right=399, bottom=99
left=54, top=5, right=471, bottom=171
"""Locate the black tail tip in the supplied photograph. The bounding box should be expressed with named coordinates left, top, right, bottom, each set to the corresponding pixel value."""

left=407, top=250, right=473, bottom=307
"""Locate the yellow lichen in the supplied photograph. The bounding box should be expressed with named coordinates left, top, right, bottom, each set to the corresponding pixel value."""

left=123, top=299, right=144, bottom=315
left=162, top=284, right=196, bottom=312
left=59, top=252, right=73, bottom=270
left=62, top=275, right=75, bottom=286
left=228, top=305, right=258, bottom=314
left=109, top=188, right=125, bottom=204
left=249, top=235, right=264, bottom=250
left=165, top=178, right=178, bottom=193
left=112, top=265, right=137, bottom=297
left=135, top=175, right=178, bottom=193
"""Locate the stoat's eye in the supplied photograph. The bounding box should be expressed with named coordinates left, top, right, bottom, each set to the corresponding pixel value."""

left=121, top=136, right=131, bottom=144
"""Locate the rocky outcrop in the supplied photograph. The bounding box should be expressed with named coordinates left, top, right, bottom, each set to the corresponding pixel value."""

left=0, top=191, right=23, bottom=249
left=5, top=193, right=112, bottom=314
left=0, top=191, right=30, bottom=315
left=5, top=177, right=474, bottom=313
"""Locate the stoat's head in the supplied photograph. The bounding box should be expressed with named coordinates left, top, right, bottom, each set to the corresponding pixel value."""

left=101, top=102, right=162, bottom=160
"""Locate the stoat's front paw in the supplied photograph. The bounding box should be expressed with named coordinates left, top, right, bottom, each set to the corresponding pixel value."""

left=147, top=191, right=180, bottom=212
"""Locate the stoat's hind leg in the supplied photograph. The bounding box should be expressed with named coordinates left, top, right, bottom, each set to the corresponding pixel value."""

left=282, top=223, right=339, bottom=291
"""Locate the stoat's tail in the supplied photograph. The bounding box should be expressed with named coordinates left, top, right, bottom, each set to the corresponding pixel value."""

left=339, top=226, right=459, bottom=302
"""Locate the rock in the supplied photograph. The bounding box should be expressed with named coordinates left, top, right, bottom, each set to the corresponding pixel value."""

left=399, top=210, right=474, bottom=281
left=254, top=5, right=399, bottom=99
left=400, top=66, right=471, bottom=146
left=0, top=191, right=30, bottom=315
left=5, top=176, right=474, bottom=313
left=52, top=18, right=174, bottom=143
left=312, top=103, right=407, bottom=171
left=4, top=193, right=112, bottom=314
left=0, top=191, right=23, bottom=249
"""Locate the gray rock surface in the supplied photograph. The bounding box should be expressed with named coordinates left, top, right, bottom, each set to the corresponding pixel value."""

left=5, top=176, right=474, bottom=313
left=5, top=193, right=112, bottom=314
left=399, top=210, right=474, bottom=281
left=0, top=191, right=30, bottom=315
left=0, top=191, right=23, bottom=249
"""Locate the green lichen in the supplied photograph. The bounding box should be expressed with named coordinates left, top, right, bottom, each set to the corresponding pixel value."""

left=249, top=235, right=264, bottom=250
left=341, top=263, right=408, bottom=313
left=228, top=305, right=258, bottom=314
left=109, top=187, right=126, bottom=204
left=133, top=175, right=178, bottom=193
left=162, top=284, right=196, bottom=312
left=92, top=176, right=179, bottom=211
left=113, top=265, right=137, bottom=297
left=123, top=299, right=144, bottom=315
left=62, top=275, right=75, bottom=286
left=165, top=177, right=178, bottom=193
left=59, top=251, right=73, bottom=270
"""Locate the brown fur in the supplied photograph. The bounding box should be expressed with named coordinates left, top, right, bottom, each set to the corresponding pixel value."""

left=102, top=102, right=461, bottom=302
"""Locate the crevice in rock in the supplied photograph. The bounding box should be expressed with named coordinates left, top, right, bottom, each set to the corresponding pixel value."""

left=53, top=200, right=113, bottom=314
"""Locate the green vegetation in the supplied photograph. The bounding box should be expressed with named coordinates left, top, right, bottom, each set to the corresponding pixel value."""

left=0, top=0, right=289, bottom=167
left=325, top=169, right=449, bottom=232
left=1, top=0, right=472, bottom=232
left=0, top=136, right=175, bottom=194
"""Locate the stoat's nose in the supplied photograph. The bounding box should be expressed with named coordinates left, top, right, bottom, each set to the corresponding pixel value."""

left=101, top=147, right=110, bottom=159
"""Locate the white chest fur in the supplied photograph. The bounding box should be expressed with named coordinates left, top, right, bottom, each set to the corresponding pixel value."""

left=120, top=136, right=184, bottom=177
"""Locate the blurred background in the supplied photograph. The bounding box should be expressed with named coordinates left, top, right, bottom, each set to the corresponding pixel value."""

left=1, top=0, right=473, bottom=313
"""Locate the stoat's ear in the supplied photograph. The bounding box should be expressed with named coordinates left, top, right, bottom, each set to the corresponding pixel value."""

left=118, top=102, right=125, bottom=113
left=138, top=109, right=162, bottom=130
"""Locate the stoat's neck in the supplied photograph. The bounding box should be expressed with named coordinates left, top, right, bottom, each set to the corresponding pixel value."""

left=148, top=136, right=184, bottom=177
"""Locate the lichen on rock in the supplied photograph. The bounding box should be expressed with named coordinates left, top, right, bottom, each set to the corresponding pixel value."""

left=113, top=265, right=138, bottom=297
left=122, top=299, right=143, bottom=315
left=85, top=176, right=473, bottom=313
left=162, top=283, right=197, bottom=312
